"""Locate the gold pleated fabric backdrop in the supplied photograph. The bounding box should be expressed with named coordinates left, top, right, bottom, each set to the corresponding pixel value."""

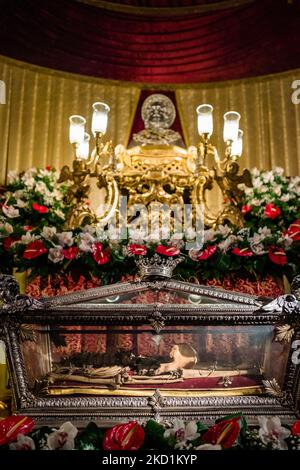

left=176, top=70, right=300, bottom=176
left=0, top=55, right=140, bottom=184
left=1, top=55, right=300, bottom=186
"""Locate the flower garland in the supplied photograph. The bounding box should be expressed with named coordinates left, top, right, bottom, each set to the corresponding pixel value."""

left=0, top=167, right=299, bottom=284
left=1, top=414, right=300, bottom=451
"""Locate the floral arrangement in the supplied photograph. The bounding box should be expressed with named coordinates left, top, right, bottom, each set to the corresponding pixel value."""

left=0, top=167, right=70, bottom=274
left=1, top=414, right=300, bottom=451
left=0, top=167, right=299, bottom=287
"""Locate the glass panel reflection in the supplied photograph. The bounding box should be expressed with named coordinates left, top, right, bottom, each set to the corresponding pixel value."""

left=21, top=324, right=289, bottom=396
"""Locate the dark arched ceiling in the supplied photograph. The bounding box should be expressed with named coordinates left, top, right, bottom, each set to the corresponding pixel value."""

left=0, top=0, right=299, bottom=84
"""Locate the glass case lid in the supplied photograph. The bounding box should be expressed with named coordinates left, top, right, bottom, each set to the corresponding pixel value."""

left=41, top=279, right=263, bottom=310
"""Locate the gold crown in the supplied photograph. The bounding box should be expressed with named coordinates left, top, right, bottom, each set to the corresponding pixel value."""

left=136, top=253, right=184, bottom=279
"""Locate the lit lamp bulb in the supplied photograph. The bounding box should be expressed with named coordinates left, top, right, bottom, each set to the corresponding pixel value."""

left=91, top=102, right=110, bottom=136
left=77, top=132, right=90, bottom=160
left=196, top=104, right=213, bottom=136
left=223, top=111, right=240, bottom=142
left=231, top=129, right=243, bottom=157
left=69, top=115, right=86, bottom=145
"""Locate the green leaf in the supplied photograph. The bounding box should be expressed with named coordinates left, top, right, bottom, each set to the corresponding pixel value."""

left=75, top=421, right=104, bottom=450
left=143, top=419, right=171, bottom=450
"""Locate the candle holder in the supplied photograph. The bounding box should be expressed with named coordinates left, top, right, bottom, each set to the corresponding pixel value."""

left=59, top=102, right=119, bottom=229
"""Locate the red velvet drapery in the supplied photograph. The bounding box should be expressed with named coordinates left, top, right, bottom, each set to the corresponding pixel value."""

left=0, top=0, right=300, bottom=83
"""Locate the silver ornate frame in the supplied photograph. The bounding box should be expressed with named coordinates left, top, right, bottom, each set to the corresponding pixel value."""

left=1, top=276, right=299, bottom=427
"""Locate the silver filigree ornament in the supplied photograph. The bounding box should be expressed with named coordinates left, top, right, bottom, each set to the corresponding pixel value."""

left=136, top=253, right=184, bottom=279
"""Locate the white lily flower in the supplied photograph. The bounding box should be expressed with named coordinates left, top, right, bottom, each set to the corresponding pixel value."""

left=57, top=231, right=74, bottom=247
left=82, top=225, right=96, bottom=235
left=278, top=234, right=293, bottom=248
left=218, top=235, right=237, bottom=253
left=273, top=186, right=282, bottom=196
left=9, top=434, right=36, bottom=450
left=251, top=167, right=260, bottom=177
left=204, top=229, right=216, bottom=243
left=250, top=242, right=266, bottom=255
left=78, top=232, right=95, bottom=252
left=273, top=167, right=284, bottom=176
left=22, top=176, right=35, bottom=189
left=217, top=224, right=231, bottom=238
left=47, top=422, right=78, bottom=450
left=21, top=232, right=38, bottom=244
left=16, top=199, right=27, bottom=208
left=258, top=226, right=272, bottom=238
left=258, top=416, right=290, bottom=450
left=2, top=204, right=20, bottom=218
left=262, top=171, right=274, bottom=184
left=41, top=226, right=57, bottom=240
left=35, top=181, right=48, bottom=194
left=48, top=246, right=64, bottom=263
left=0, top=222, right=13, bottom=234
left=164, top=419, right=200, bottom=449
left=54, top=209, right=65, bottom=220
left=251, top=198, right=261, bottom=206
left=280, top=194, right=290, bottom=202
left=7, top=170, right=18, bottom=184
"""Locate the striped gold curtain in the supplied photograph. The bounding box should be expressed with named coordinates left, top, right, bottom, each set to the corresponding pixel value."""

left=176, top=69, right=300, bottom=176
left=1, top=55, right=300, bottom=185
left=176, top=69, right=300, bottom=213
left=0, top=55, right=140, bottom=184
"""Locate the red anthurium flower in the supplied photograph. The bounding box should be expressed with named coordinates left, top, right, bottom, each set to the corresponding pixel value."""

left=242, top=205, right=252, bottom=215
left=128, top=244, right=147, bottom=256
left=291, top=420, right=300, bottom=436
left=63, top=246, right=79, bottom=260
left=287, top=219, right=300, bottom=241
left=103, top=421, right=145, bottom=451
left=202, top=418, right=240, bottom=449
left=0, top=416, right=35, bottom=446
left=232, top=247, right=253, bottom=257
left=23, top=240, right=48, bottom=259
left=3, top=236, right=20, bottom=251
left=23, top=225, right=33, bottom=232
left=155, top=245, right=180, bottom=257
left=45, top=165, right=52, bottom=171
left=197, top=245, right=217, bottom=261
left=32, top=203, right=49, bottom=214
left=264, top=203, right=281, bottom=219
left=268, top=246, right=287, bottom=265
left=92, top=242, right=110, bottom=265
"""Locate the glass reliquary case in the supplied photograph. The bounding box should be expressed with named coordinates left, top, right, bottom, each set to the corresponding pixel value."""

left=0, top=270, right=300, bottom=427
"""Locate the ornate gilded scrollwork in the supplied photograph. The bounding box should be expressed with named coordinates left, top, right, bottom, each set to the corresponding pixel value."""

left=63, top=93, right=252, bottom=231
left=261, top=292, right=300, bottom=343
left=31, top=378, right=50, bottom=398
left=262, top=378, right=293, bottom=408
left=147, top=389, right=164, bottom=421
left=148, top=304, right=165, bottom=334
left=0, top=274, right=42, bottom=317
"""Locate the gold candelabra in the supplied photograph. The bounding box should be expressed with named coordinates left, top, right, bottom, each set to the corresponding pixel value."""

left=60, top=98, right=252, bottom=232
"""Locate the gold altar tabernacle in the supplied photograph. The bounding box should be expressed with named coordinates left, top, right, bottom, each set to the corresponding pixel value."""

left=59, top=94, right=252, bottom=233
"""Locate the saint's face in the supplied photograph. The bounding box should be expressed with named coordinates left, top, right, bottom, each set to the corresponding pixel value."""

left=147, top=103, right=169, bottom=129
